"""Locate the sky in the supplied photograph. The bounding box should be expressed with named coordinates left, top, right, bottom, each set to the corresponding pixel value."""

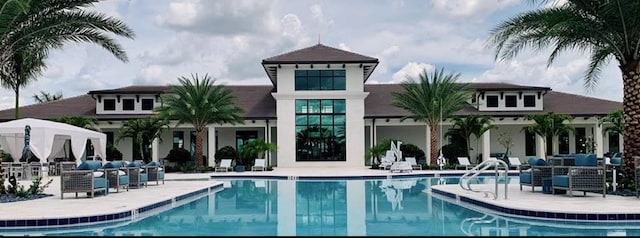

left=0, top=0, right=625, bottom=110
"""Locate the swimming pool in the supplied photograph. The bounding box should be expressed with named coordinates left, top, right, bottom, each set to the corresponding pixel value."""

left=4, top=176, right=640, bottom=236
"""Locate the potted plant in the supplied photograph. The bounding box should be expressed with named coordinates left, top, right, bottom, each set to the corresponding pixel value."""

left=238, top=139, right=277, bottom=171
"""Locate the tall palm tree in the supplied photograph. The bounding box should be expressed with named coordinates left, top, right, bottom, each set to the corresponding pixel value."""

left=488, top=0, right=640, bottom=182
left=0, top=0, right=134, bottom=118
left=155, top=74, right=244, bottom=171
left=116, top=117, right=168, bottom=163
left=521, top=112, right=575, bottom=158
left=392, top=68, right=473, bottom=165
left=33, top=90, right=62, bottom=103
left=446, top=115, right=497, bottom=163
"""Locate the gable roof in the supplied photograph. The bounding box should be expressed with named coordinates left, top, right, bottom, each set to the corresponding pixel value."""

left=0, top=83, right=621, bottom=122
left=262, top=44, right=379, bottom=64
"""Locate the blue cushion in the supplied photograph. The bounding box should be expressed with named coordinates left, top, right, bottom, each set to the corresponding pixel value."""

left=536, top=159, right=549, bottom=166
left=119, top=175, right=129, bottom=185
left=77, top=161, right=102, bottom=171
left=552, top=175, right=569, bottom=187
left=140, top=173, right=148, bottom=182
left=157, top=171, right=164, bottom=180
left=528, top=158, right=539, bottom=166
left=520, top=172, right=532, bottom=184
left=611, top=157, right=622, bottom=166
left=575, top=154, right=597, bottom=166
left=127, top=161, right=142, bottom=168
left=147, top=161, right=161, bottom=167
left=102, top=161, right=124, bottom=169
left=93, top=177, right=107, bottom=188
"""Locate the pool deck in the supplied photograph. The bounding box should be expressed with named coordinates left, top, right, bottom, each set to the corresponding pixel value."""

left=1, top=167, right=639, bottom=230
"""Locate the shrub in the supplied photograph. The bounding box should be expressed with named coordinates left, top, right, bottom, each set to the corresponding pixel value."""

left=215, top=146, right=237, bottom=165
left=166, top=148, right=191, bottom=166
left=106, top=144, right=123, bottom=161
left=400, top=143, right=425, bottom=163
left=1, top=151, right=12, bottom=162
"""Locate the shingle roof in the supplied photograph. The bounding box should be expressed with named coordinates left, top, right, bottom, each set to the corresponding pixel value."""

left=262, top=44, right=379, bottom=64
left=0, top=83, right=621, bottom=121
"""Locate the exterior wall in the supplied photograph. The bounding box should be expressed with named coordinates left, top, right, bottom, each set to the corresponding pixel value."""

left=375, top=125, right=427, bottom=154
left=477, top=91, right=543, bottom=112
left=273, top=64, right=368, bottom=168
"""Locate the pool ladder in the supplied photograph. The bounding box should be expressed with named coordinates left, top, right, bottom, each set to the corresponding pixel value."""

left=459, top=159, right=509, bottom=200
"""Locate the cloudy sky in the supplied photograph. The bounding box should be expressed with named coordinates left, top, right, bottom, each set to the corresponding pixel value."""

left=0, top=0, right=624, bottom=110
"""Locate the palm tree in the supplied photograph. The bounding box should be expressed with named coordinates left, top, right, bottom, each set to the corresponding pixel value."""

left=0, top=0, right=134, bottom=118
left=446, top=115, right=497, bottom=163
left=488, top=0, right=640, bottom=184
left=33, top=90, right=62, bottom=103
left=599, top=109, right=624, bottom=136
left=521, top=112, right=575, bottom=158
left=155, top=74, right=244, bottom=171
left=116, top=117, right=168, bottom=163
left=392, top=68, right=473, bottom=165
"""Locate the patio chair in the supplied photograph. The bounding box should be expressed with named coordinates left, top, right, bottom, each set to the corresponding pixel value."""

left=519, top=157, right=553, bottom=192
left=144, top=161, right=165, bottom=185
left=215, top=159, right=233, bottom=172
left=60, top=160, right=107, bottom=199
left=101, top=161, right=129, bottom=192
left=551, top=153, right=606, bottom=197
left=455, top=157, right=473, bottom=170
left=508, top=157, right=522, bottom=170
left=252, top=159, right=266, bottom=171
left=405, top=157, right=422, bottom=170
left=126, top=161, right=148, bottom=189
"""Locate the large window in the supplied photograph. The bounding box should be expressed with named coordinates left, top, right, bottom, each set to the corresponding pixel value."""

left=486, top=95, right=499, bottom=107
left=505, top=95, right=517, bottom=107
left=295, top=99, right=346, bottom=161
left=122, top=99, right=135, bottom=111
left=525, top=131, right=536, bottom=156
left=609, top=132, right=620, bottom=153
left=523, top=95, right=536, bottom=107
left=141, top=99, right=154, bottom=110
left=173, top=131, right=184, bottom=149
left=295, top=70, right=346, bottom=91
left=103, top=99, right=116, bottom=111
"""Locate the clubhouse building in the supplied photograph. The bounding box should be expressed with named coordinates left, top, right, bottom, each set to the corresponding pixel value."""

left=0, top=44, right=623, bottom=168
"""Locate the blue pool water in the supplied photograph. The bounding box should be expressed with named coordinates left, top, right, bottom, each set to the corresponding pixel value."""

left=5, top=176, right=640, bottom=236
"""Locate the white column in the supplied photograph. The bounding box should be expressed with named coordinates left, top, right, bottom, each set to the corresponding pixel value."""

left=536, top=134, right=545, bottom=159
left=346, top=180, right=366, bottom=236
left=552, top=136, right=559, bottom=155
left=152, top=138, right=159, bottom=162
left=207, top=125, right=216, bottom=167
left=619, top=133, right=624, bottom=153
left=595, top=123, right=604, bottom=158
left=266, top=122, right=271, bottom=168
left=277, top=180, right=296, bottom=236
left=482, top=130, right=490, bottom=162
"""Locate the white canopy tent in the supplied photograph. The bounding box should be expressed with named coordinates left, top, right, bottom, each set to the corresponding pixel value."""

left=0, top=118, right=106, bottom=165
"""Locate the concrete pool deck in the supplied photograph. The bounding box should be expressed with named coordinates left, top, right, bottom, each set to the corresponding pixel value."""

left=1, top=167, right=638, bottom=230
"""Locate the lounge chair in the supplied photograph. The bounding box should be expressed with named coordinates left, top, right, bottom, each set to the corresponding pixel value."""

left=252, top=159, right=266, bottom=171
left=508, top=157, right=522, bottom=170
left=519, top=157, right=553, bottom=192
left=101, top=161, right=129, bottom=193
left=215, top=159, right=233, bottom=172
left=390, top=161, right=412, bottom=173
left=126, top=161, right=148, bottom=189
left=60, top=160, right=107, bottom=199
left=378, top=150, right=395, bottom=170
left=144, top=161, right=165, bottom=185
left=405, top=157, right=422, bottom=170
left=552, top=153, right=606, bottom=197
left=456, top=157, right=473, bottom=170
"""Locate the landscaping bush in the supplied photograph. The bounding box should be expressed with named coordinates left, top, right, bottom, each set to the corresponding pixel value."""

left=106, top=144, right=123, bottom=161
left=215, top=146, right=237, bottom=165
left=166, top=147, right=191, bottom=167
left=400, top=143, right=425, bottom=163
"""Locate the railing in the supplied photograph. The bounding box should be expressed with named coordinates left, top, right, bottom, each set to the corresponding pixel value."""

left=460, top=214, right=497, bottom=236
left=459, top=159, right=509, bottom=200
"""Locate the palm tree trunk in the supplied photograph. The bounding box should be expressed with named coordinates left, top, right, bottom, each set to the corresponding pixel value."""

left=14, top=87, right=19, bottom=119
left=195, top=128, right=204, bottom=171
left=621, top=63, right=640, bottom=180
left=429, top=123, right=438, bottom=165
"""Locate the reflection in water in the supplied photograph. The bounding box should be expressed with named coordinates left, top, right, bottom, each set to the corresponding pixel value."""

left=8, top=177, right=640, bottom=236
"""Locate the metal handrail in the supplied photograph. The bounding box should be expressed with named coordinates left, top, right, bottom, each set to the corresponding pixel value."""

left=459, top=159, right=509, bottom=200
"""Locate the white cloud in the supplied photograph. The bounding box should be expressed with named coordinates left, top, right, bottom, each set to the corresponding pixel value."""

left=432, top=0, right=518, bottom=19
left=391, top=62, right=436, bottom=83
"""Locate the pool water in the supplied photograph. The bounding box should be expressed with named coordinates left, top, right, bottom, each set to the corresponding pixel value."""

left=6, top=177, right=640, bottom=236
